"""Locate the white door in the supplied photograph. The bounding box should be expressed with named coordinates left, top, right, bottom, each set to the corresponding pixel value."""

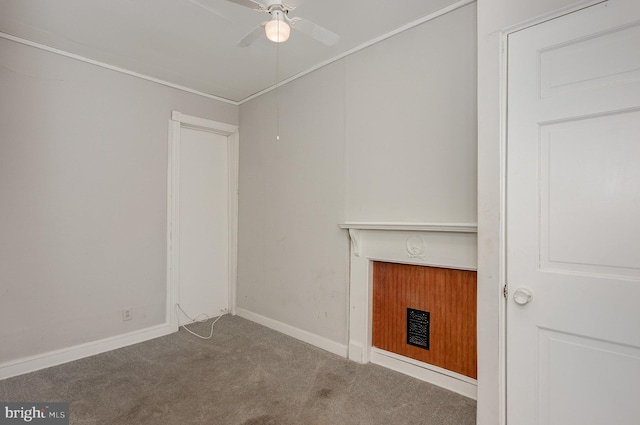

left=168, top=112, right=239, bottom=325
left=177, top=126, right=229, bottom=319
left=506, top=1, right=640, bottom=424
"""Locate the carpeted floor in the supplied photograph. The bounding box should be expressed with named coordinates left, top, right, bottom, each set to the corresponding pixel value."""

left=0, top=316, right=476, bottom=424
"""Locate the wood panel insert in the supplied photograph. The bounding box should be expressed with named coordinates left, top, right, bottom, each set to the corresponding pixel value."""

left=372, top=261, right=477, bottom=379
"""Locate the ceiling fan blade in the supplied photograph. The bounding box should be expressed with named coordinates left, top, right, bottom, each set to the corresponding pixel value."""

left=238, top=22, right=268, bottom=47
left=188, top=0, right=233, bottom=21
left=289, top=17, right=339, bottom=46
left=226, top=0, right=267, bottom=11
left=281, top=0, right=304, bottom=10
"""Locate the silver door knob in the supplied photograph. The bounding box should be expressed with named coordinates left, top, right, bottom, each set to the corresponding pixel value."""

left=513, top=288, right=533, bottom=305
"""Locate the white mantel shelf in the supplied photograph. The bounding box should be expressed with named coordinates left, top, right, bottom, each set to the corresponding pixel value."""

left=339, top=222, right=477, bottom=233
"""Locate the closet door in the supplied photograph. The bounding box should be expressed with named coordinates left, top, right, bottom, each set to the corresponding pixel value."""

left=177, top=126, right=229, bottom=319
left=506, top=1, right=640, bottom=423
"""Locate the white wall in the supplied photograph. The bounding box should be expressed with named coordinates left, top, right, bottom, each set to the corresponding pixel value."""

left=237, top=3, right=476, bottom=352
left=346, top=4, right=477, bottom=223
left=476, top=0, right=600, bottom=423
left=237, top=61, right=350, bottom=348
left=0, top=37, right=237, bottom=364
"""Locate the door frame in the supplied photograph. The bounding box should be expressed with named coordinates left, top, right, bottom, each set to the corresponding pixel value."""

left=166, top=111, right=239, bottom=329
left=499, top=1, right=608, bottom=423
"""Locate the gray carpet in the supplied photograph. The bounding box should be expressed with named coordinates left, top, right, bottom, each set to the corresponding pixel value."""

left=0, top=316, right=476, bottom=424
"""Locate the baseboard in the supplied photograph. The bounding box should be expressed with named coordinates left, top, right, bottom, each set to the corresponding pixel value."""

left=236, top=308, right=348, bottom=358
left=0, top=323, right=178, bottom=380
left=370, top=348, right=478, bottom=400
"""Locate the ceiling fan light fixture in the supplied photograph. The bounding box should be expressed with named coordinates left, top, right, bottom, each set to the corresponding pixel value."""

left=265, top=12, right=290, bottom=43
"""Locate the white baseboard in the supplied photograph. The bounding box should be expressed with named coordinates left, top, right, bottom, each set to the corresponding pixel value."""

left=0, top=323, right=178, bottom=380
left=370, top=348, right=478, bottom=400
left=236, top=308, right=348, bottom=358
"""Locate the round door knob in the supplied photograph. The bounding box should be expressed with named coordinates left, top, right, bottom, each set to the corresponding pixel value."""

left=513, top=288, right=533, bottom=305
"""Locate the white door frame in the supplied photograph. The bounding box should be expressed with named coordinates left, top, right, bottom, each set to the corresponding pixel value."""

left=497, top=1, right=606, bottom=423
left=166, top=111, right=239, bottom=329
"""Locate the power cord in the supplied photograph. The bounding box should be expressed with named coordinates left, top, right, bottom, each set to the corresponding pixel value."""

left=175, top=303, right=227, bottom=340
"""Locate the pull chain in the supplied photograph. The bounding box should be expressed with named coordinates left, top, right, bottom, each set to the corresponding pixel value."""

left=275, top=18, right=281, bottom=141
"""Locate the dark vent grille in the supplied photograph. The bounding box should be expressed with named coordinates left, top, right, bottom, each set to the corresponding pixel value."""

left=407, top=308, right=430, bottom=350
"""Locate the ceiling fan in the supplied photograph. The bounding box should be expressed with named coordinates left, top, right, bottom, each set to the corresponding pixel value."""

left=198, top=0, right=340, bottom=46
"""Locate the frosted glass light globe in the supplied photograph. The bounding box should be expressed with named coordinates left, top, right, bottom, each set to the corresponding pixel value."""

left=265, top=18, right=290, bottom=43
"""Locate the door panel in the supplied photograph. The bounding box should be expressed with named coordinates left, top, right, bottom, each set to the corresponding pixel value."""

left=538, top=329, right=640, bottom=425
left=506, top=1, right=640, bottom=424
left=540, top=111, right=640, bottom=276
left=539, top=22, right=640, bottom=98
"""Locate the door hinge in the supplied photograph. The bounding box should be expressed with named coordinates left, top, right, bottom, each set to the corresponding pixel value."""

left=503, top=284, right=509, bottom=298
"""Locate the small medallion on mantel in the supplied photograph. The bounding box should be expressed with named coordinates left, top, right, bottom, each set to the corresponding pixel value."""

left=406, top=235, right=425, bottom=259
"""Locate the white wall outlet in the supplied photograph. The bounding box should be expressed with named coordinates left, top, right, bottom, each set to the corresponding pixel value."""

left=122, top=308, right=133, bottom=321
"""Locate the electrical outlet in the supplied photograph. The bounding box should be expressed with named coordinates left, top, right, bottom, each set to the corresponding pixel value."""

left=122, top=308, right=133, bottom=321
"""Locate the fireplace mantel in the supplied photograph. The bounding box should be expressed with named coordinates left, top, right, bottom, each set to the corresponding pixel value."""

left=340, top=221, right=478, bottom=399
left=340, top=221, right=477, bottom=232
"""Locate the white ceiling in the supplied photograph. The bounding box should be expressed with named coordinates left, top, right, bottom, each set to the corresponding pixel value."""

left=0, top=0, right=462, bottom=103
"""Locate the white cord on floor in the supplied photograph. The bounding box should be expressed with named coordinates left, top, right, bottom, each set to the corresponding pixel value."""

left=175, top=303, right=226, bottom=340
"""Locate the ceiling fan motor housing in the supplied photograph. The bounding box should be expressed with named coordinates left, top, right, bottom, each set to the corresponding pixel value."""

left=264, top=0, right=289, bottom=8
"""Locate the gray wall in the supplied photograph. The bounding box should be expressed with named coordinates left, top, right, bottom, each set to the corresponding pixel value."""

left=0, top=37, right=237, bottom=363
left=237, top=4, right=477, bottom=347
left=238, top=61, right=349, bottom=344
left=346, top=5, right=477, bottom=222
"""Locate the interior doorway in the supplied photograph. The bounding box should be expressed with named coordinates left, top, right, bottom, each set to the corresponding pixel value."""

left=167, top=111, right=239, bottom=327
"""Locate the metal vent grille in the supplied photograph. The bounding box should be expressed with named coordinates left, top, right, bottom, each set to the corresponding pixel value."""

left=407, top=308, right=430, bottom=350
